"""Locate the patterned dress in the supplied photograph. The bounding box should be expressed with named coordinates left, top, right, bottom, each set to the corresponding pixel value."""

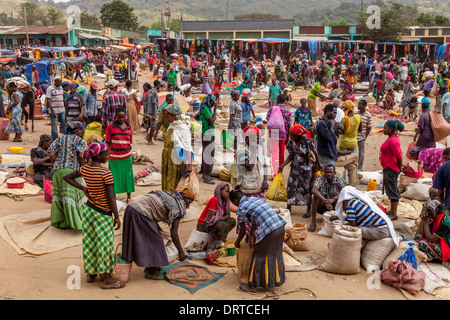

left=286, top=138, right=315, bottom=206
left=5, top=91, right=23, bottom=134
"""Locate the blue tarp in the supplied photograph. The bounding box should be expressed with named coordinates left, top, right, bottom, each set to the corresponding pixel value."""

left=24, top=61, right=52, bottom=85
left=33, top=46, right=78, bottom=52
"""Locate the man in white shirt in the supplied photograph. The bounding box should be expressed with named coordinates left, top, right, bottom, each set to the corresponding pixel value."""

left=399, top=62, right=408, bottom=83
left=46, top=75, right=67, bottom=140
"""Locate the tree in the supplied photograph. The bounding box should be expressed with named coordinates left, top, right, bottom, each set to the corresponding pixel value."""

left=0, top=12, right=19, bottom=26
left=416, top=13, right=436, bottom=26
left=328, top=19, right=349, bottom=26
left=44, top=7, right=65, bottom=26
left=100, top=0, right=139, bottom=31
left=435, top=15, right=450, bottom=26
left=234, top=13, right=282, bottom=20
left=359, top=2, right=409, bottom=42
left=81, top=11, right=102, bottom=28
left=17, top=2, right=47, bottom=26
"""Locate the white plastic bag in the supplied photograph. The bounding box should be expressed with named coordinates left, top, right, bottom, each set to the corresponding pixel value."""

left=184, top=229, right=210, bottom=251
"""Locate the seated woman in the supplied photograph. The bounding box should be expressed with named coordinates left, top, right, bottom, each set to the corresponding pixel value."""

left=197, top=183, right=236, bottom=254
left=121, top=187, right=195, bottom=280
left=408, top=147, right=446, bottom=182
left=30, top=134, right=53, bottom=188
left=333, top=186, right=399, bottom=243
left=415, top=200, right=450, bottom=263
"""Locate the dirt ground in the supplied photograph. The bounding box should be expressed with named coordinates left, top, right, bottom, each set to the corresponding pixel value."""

left=0, top=67, right=442, bottom=301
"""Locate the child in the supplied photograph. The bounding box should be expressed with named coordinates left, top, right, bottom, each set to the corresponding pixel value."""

left=293, top=98, right=313, bottom=130
left=405, top=95, right=420, bottom=120
left=382, top=88, right=396, bottom=110
left=375, top=74, right=384, bottom=105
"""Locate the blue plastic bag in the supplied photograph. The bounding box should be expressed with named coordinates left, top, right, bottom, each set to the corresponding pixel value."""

left=398, top=242, right=418, bottom=269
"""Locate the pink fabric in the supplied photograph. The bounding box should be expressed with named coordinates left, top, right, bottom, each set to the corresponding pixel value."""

left=380, top=260, right=426, bottom=295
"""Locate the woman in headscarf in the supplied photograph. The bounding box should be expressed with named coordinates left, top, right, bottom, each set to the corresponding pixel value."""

left=30, top=134, right=53, bottom=188
left=64, top=83, right=85, bottom=125
left=408, top=146, right=445, bottom=182
left=435, top=79, right=449, bottom=114
left=278, top=124, right=322, bottom=215
left=48, top=122, right=87, bottom=230
left=415, top=200, right=450, bottom=262
left=5, top=82, right=24, bottom=142
left=63, top=142, right=124, bottom=289
left=197, top=183, right=236, bottom=254
left=161, top=104, right=193, bottom=192
left=201, top=69, right=212, bottom=95
left=122, top=186, right=195, bottom=280
left=113, top=60, right=124, bottom=82
left=340, top=78, right=354, bottom=102
left=380, top=120, right=404, bottom=221
left=121, top=80, right=140, bottom=132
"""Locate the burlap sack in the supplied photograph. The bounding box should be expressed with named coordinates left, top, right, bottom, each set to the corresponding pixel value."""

left=286, top=223, right=309, bottom=251
left=361, top=236, right=397, bottom=270
left=236, top=243, right=254, bottom=285
left=319, top=225, right=362, bottom=274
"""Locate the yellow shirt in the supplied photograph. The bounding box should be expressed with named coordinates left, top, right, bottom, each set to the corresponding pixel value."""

left=339, top=114, right=362, bottom=150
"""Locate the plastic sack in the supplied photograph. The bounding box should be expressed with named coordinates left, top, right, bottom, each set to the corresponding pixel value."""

left=266, top=105, right=286, bottom=134
left=265, top=172, right=287, bottom=202
left=114, top=244, right=132, bottom=283
left=398, top=245, right=418, bottom=269
left=43, top=177, right=53, bottom=204
left=406, top=142, right=416, bottom=160
left=184, top=229, right=210, bottom=251
left=221, top=129, right=235, bottom=149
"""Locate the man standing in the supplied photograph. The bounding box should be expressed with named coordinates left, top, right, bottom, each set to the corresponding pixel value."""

left=31, top=65, right=39, bottom=88
left=268, top=78, right=281, bottom=107
left=315, top=104, right=338, bottom=167
left=83, top=83, right=99, bottom=125
left=356, top=99, right=372, bottom=172
left=167, top=67, right=177, bottom=87
left=101, top=79, right=127, bottom=132
left=198, top=94, right=217, bottom=184
left=236, top=59, right=243, bottom=83
left=46, top=75, right=67, bottom=141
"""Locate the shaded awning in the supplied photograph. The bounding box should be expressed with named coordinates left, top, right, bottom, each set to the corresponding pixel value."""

left=105, top=35, right=121, bottom=41
left=78, top=32, right=99, bottom=40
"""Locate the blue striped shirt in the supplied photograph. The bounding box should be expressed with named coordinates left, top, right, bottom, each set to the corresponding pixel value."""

left=345, top=199, right=386, bottom=228
left=237, top=197, right=286, bottom=244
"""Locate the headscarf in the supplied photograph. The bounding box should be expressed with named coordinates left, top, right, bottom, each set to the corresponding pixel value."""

left=405, top=76, right=411, bottom=84
left=289, top=124, right=311, bottom=139
left=243, top=125, right=260, bottom=138
left=206, top=182, right=230, bottom=227
left=84, top=142, right=108, bottom=159
left=409, top=146, right=424, bottom=157
left=426, top=200, right=444, bottom=217
left=343, top=100, right=355, bottom=133
left=385, top=119, right=405, bottom=133
left=38, top=134, right=52, bottom=148
left=66, top=122, right=84, bottom=135
left=176, top=186, right=195, bottom=200
left=164, top=103, right=182, bottom=116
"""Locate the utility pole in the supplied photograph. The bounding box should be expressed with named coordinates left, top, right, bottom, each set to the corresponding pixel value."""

left=226, top=0, right=229, bottom=20
left=166, top=0, right=171, bottom=38
left=360, top=0, right=364, bottom=41
left=160, top=3, right=165, bottom=38
left=24, top=6, right=30, bottom=46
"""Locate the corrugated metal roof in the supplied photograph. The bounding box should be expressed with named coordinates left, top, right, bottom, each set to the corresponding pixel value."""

left=181, top=20, right=293, bottom=32
left=0, top=24, right=70, bottom=35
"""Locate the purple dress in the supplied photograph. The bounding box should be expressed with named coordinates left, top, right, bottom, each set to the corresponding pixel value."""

left=416, top=112, right=436, bottom=149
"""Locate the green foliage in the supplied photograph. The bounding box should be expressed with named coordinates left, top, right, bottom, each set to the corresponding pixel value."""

left=0, top=12, right=19, bottom=26
left=100, top=0, right=139, bottom=31
left=80, top=11, right=102, bottom=28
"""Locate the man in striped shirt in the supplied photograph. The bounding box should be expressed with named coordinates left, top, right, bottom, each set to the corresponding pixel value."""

left=356, top=99, right=372, bottom=172
left=102, top=79, right=127, bottom=132
left=46, top=76, right=67, bottom=141
left=331, top=197, right=390, bottom=240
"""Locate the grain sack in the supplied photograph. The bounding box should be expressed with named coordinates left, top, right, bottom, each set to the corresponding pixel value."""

left=317, top=211, right=343, bottom=238
left=382, top=238, right=427, bottom=269
left=361, top=237, right=397, bottom=270
left=285, top=223, right=309, bottom=251
left=236, top=242, right=254, bottom=285
left=184, top=229, right=210, bottom=251
left=358, top=171, right=383, bottom=185
left=402, top=183, right=430, bottom=201
left=319, top=225, right=362, bottom=274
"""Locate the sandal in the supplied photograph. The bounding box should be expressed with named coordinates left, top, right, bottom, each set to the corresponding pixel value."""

left=101, top=280, right=126, bottom=290
left=237, top=285, right=257, bottom=295
left=12, top=139, right=22, bottom=143
left=145, top=271, right=165, bottom=280
left=86, top=274, right=97, bottom=283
